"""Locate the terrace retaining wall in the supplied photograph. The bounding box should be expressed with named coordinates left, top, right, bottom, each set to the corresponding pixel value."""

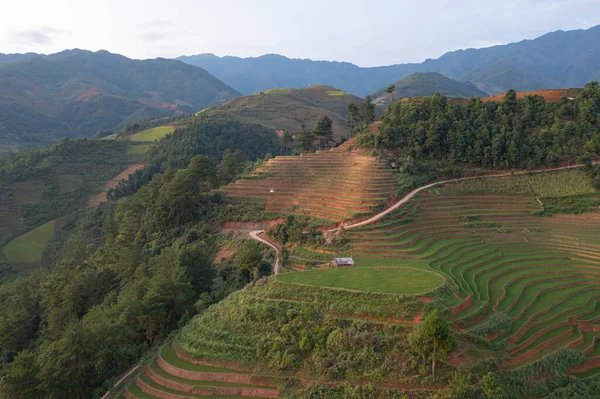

left=146, top=367, right=279, bottom=398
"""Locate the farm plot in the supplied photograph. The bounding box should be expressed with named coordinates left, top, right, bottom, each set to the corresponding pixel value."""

left=129, top=126, right=175, bottom=142
left=121, top=341, right=279, bottom=399
left=4, top=220, right=56, bottom=264
left=277, top=266, right=444, bottom=295
left=344, top=171, right=600, bottom=374
left=216, top=139, right=397, bottom=224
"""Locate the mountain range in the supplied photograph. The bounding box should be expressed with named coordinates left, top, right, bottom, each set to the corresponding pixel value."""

left=0, top=50, right=239, bottom=148
left=2, top=25, right=600, bottom=150
left=179, top=25, right=600, bottom=96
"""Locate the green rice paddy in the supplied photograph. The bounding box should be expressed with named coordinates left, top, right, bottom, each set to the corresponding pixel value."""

left=277, top=267, right=444, bottom=294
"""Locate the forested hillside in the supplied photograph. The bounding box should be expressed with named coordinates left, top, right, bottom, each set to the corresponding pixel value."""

left=180, top=25, right=600, bottom=96
left=0, top=50, right=239, bottom=149
left=0, top=140, right=132, bottom=258
left=0, top=116, right=282, bottom=398
left=363, top=81, right=600, bottom=171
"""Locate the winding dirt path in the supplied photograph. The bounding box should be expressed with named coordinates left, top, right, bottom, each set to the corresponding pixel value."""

left=249, top=160, right=598, bottom=272
left=331, top=161, right=599, bottom=232
left=249, top=230, right=281, bottom=274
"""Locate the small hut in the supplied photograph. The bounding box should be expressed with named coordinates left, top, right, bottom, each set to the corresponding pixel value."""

left=331, top=258, right=354, bottom=268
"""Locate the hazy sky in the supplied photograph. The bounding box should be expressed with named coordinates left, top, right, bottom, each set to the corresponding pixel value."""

left=2, top=0, right=600, bottom=66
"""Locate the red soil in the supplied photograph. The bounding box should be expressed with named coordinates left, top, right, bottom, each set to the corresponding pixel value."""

left=451, top=295, right=473, bottom=317
left=484, top=88, right=583, bottom=103
left=76, top=87, right=125, bottom=102
left=418, top=296, right=435, bottom=303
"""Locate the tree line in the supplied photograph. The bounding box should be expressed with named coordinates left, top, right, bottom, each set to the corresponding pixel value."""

left=279, top=97, right=376, bottom=154
left=359, top=82, right=600, bottom=169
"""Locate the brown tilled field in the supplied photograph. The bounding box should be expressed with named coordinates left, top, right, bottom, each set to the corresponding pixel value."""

left=216, top=139, right=397, bottom=224
left=484, top=88, right=583, bottom=103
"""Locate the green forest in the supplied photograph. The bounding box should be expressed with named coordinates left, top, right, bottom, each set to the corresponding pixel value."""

left=0, top=116, right=282, bottom=398
left=362, top=82, right=600, bottom=169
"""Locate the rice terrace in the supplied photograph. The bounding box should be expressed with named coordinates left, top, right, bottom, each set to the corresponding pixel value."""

left=112, top=135, right=600, bottom=398
left=3, top=14, right=600, bottom=399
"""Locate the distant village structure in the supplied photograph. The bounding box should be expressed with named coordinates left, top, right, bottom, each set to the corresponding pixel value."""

left=332, top=258, right=355, bottom=267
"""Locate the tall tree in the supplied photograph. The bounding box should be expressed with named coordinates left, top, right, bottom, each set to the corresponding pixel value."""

left=480, top=372, right=503, bottom=399
left=280, top=131, right=293, bottom=155
left=217, top=149, right=246, bottom=185
left=386, top=85, right=396, bottom=102
left=360, top=96, right=376, bottom=125
left=314, top=116, right=334, bottom=149
left=297, top=129, right=316, bottom=153
left=408, top=310, right=455, bottom=379
left=347, top=102, right=360, bottom=134
left=235, top=240, right=264, bottom=280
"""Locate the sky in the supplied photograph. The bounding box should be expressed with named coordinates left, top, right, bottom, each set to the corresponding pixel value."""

left=2, top=0, right=600, bottom=67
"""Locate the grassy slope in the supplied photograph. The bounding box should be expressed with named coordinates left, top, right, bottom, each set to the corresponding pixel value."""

left=130, top=126, right=175, bottom=142
left=4, top=220, right=55, bottom=263
left=0, top=140, right=137, bottom=270
left=202, top=85, right=363, bottom=139
left=371, top=72, right=488, bottom=103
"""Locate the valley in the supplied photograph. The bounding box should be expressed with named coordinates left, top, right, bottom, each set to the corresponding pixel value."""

left=1, top=19, right=600, bottom=398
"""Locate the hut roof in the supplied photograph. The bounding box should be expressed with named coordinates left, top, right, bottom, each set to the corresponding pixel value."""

left=332, top=258, right=354, bottom=265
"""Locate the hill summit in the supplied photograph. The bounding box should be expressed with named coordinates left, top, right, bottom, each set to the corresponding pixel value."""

left=371, top=72, right=487, bottom=102
left=203, top=85, right=363, bottom=139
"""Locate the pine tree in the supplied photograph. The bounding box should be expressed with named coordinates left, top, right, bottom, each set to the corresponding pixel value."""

left=360, top=96, right=376, bottom=125
left=314, top=116, right=334, bottom=149
left=297, top=129, right=315, bottom=153
left=280, top=131, right=293, bottom=155
left=408, top=310, right=455, bottom=379
left=347, top=102, right=360, bottom=133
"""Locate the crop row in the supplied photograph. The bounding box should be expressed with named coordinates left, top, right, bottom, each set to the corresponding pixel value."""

left=346, top=189, right=600, bottom=374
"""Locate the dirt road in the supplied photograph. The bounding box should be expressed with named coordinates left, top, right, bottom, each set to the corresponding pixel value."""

left=249, top=230, right=281, bottom=274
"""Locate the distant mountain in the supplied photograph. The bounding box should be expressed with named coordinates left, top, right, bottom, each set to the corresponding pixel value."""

left=371, top=73, right=487, bottom=102
left=202, top=85, right=363, bottom=139
left=0, top=53, right=39, bottom=64
left=177, top=53, right=408, bottom=97
left=179, top=25, right=600, bottom=96
left=0, top=50, right=239, bottom=148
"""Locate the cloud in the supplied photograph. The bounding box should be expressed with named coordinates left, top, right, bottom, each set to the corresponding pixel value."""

left=11, top=27, right=71, bottom=46
left=140, top=32, right=168, bottom=42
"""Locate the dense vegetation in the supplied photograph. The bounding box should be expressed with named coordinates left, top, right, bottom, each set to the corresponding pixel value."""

left=108, top=116, right=283, bottom=199
left=0, top=156, right=275, bottom=398
left=0, top=49, right=239, bottom=148
left=364, top=82, right=600, bottom=169
left=179, top=25, right=600, bottom=96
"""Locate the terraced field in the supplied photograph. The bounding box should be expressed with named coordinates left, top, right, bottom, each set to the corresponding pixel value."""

left=121, top=342, right=280, bottom=399
left=343, top=177, right=600, bottom=376
left=216, top=140, right=397, bottom=224
left=129, top=125, right=175, bottom=142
